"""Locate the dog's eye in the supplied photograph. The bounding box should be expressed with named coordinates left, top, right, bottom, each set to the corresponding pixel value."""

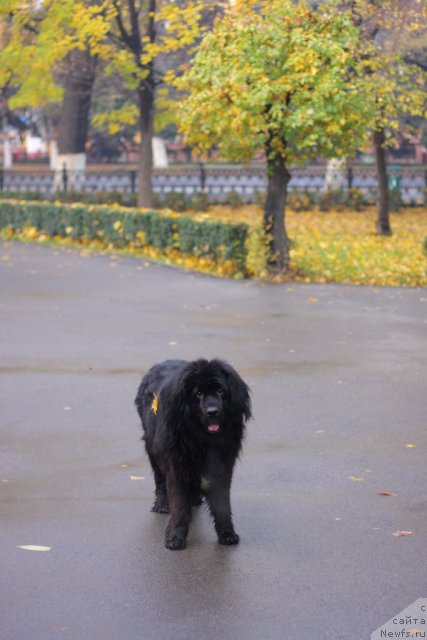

left=217, top=388, right=224, bottom=397
left=196, top=391, right=203, bottom=399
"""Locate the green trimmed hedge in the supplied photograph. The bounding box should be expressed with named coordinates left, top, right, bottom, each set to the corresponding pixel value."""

left=0, top=200, right=249, bottom=275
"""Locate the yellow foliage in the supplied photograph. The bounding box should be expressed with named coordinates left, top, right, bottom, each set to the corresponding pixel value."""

left=209, top=204, right=427, bottom=286
left=136, top=230, right=147, bottom=246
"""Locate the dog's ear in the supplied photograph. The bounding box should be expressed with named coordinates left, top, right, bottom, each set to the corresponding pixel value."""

left=215, top=360, right=252, bottom=423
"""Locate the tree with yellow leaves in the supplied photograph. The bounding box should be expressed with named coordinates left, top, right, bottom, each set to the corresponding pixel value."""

left=0, top=1, right=205, bottom=206
left=326, top=0, right=426, bottom=235
left=177, top=0, right=371, bottom=274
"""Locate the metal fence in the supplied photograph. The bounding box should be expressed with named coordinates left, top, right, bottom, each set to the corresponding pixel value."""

left=0, top=164, right=425, bottom=204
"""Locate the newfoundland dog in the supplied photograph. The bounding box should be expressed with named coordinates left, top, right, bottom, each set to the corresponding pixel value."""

left=135, top=358, right=251, bottom=550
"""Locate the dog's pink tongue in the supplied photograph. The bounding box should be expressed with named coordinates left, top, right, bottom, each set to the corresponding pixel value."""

left=208, top=424, right=220, bottom=432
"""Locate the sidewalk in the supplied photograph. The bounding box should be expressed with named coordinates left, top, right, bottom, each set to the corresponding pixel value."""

left=1, top=241, right=426, bottom=640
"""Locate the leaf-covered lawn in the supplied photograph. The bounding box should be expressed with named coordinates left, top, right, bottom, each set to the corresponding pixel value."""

left=201, top=205, right=427, bottom=287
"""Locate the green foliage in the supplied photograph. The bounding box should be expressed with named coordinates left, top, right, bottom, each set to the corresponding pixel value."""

left=423, top=237, right=427, bottom=258
left=225, top=192, right=244, bottom=209
left=188, top=191, right=210, bottom=212
left=318, top=190, right=347, bottom=212
left=316, top=188, right=367, bottom=212
left=0, top=200, right=249, bottom=275
left=163, top=191, right=188, bottom=213
left=177, top=216, right=247, bottom=265
left=0, top=1, right=205, bottom=126
left=388, top=187, right=403, bottom=213
left=177, top=0, right=371, bottom=165
left=341, top=0, right=426, bottom=140
left=346, top=188, right=367, bottom=212
left=0, top=190, right=138, bottom=207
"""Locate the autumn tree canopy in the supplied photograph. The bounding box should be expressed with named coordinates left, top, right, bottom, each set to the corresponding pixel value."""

left=178, top=0, right=372, bottom=273
left=0, top=0, right=205, bottom=205
left=344, top=0, right=426, bottom=235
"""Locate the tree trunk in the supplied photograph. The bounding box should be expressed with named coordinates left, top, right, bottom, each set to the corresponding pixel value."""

left=264, top=151, right=291, bottom=274
left=136, top=0, right=156, bottom=209
left=137, top=84, right=154, bottom=208
left=56, top=49, right=96, bottom=189
left=373, top=128, right=392, bottom=236
left=58, top=49, right=96, bottom=156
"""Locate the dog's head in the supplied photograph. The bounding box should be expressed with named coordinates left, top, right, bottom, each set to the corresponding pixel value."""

left=192, top=380, right=225, bottom=434
left=167, top=359, right=251, bottom=436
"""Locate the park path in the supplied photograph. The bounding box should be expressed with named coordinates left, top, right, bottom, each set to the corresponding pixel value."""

left=1, top=241, right=426, bottom=640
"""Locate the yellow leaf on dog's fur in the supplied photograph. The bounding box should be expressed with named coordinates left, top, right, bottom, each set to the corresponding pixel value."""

left=151, top=394, right=159, bottom=414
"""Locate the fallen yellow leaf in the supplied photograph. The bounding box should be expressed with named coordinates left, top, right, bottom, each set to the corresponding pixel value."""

left=392, top=530, right=413, bottom=537
left=348, top=476, right=365, bottom=482
left=18, top=545, right=52, bottom=551
left=405, top=443, right=416, bottom=448
left=130, top=476, right=145, bottom=481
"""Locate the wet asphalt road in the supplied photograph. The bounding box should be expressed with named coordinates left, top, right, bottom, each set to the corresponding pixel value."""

left=1, top=241, right=426, bottom=640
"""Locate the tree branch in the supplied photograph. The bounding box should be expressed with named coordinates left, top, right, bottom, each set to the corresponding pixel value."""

left=113, top=0, right=134, bottom=51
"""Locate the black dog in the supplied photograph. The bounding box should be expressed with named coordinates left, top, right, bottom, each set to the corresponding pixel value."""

left=135, top=358, right=251, bottom=550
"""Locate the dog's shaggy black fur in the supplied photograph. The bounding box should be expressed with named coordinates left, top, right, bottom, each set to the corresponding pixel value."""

left=135, top=358, right=251, bottom=550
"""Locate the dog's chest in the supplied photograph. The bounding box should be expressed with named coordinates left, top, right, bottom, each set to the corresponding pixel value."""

left=176, top=434, right=209, bottom=472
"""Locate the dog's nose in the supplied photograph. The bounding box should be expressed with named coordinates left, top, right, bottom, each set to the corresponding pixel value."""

left=206, top=407, right=219, bottom=417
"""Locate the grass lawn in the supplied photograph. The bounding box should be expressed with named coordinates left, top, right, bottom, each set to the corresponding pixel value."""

left=195, top=205, right=427, bottom=287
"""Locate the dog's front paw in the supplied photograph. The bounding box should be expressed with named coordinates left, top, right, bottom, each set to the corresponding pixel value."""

left=152, top=499, right=169, bottom=514
left=218, top=530, right=240, bottom=545
left=165, top=535, right=186, bottom=551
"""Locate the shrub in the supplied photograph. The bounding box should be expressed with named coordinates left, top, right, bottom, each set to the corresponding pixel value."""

left=423, top=236, right=427, bottom=257
left=346, top=188, right=367, bottom=211
left=254, top=191, right=267, bottom=207
left=226, top=191, right=244, bottom=208
left=317, top=188, right=367, bottom=212
left=163, top=191, right=188, bottom=212
left=317, top=189, right=346, bottom=212
left=287, top=191, right=315, bottom=212
left=0, top=191, right=46, bottom=202
left=188, top=191, right=210, bottom=212
left=177, top=216, right=247, bottom=268
left=389, top=188, right=402, bottom=212
left=0, top=200, right=249, bottom=277
left=0, top=190, right=141, bottom=207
